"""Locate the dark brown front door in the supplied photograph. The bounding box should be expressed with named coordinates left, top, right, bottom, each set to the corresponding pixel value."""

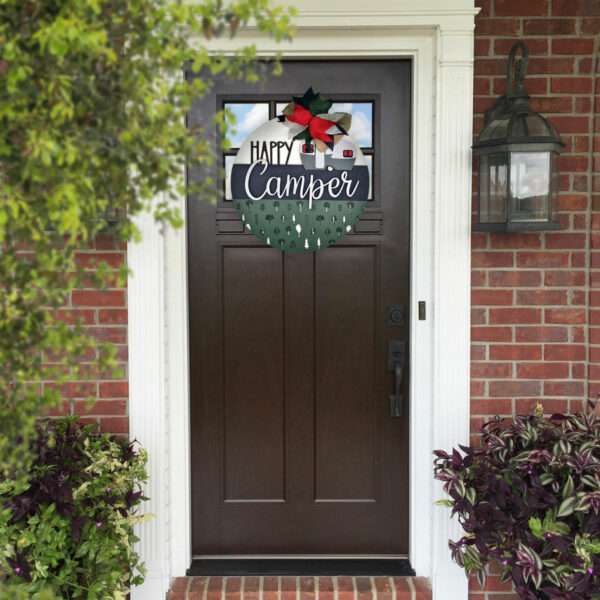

left=188, top=60, right=411, bottom=556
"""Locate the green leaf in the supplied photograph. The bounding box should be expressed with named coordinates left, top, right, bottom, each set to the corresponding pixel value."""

left=309, top=94, right=333, bottom=116
left=435, top=499, right=454, bottom=507
left=529, top=517, right=543, bottom=539
left=563, top=475, right=574, bottom=499
left=557, top=496, right=577, bottom=518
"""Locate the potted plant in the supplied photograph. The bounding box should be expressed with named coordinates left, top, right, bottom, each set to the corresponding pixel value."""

left=0, top=417, right=148, bottom=599
left=434, top=405, right=600, bottom=600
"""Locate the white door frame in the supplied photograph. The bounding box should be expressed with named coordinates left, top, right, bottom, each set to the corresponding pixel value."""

left=128, top=3, right=477, bottom=599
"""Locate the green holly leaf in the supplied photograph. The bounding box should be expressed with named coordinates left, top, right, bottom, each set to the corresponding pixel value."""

left=292, top=87, right=319, bottom=109
left=293, top=129, right=313, bottom=144
left=309, top=94, right=332, bottom=115
left=292, top=87, right=332, bottom=115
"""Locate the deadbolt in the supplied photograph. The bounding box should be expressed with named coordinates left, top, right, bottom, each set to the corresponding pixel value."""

left=386, top=304, right=405, bottom=327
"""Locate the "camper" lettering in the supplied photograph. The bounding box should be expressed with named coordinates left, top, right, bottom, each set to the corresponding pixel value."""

left=243, top=161, right=360, bottom=208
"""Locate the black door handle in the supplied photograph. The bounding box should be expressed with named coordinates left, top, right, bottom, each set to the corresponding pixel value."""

left=390, top=362, right=404, bottom=417
left=388, top=340, right=406, bottom=417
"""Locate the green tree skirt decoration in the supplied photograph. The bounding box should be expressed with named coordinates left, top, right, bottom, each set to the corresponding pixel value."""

left=230, top=88, right=371, bottom=252
left=235, top=199, right=366, bottom=252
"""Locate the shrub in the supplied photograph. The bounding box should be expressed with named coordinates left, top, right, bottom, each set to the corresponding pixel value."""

left=0, top=417, right=148, bottom=599
left=0, top=0, right=293, bottom=486
left=434, top=409, right=600, bottom=600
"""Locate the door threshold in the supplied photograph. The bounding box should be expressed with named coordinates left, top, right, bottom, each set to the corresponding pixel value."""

left=187, top=558, right=415, bottom=577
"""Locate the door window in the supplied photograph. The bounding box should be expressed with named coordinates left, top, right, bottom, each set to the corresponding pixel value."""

left=223, top=99, right=374, bottom=201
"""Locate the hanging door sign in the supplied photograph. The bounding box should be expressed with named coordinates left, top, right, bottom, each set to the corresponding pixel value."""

left=230, top=88, right=370, bottom=252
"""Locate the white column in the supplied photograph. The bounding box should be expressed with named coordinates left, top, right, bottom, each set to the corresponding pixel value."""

left=128, top=210, right=170, bottom=600
left=166, top=209, right=192, bottom=577
left=431, top=27, right=474, bottom=600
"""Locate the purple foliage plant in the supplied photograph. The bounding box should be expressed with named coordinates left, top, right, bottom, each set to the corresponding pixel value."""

left=434, top=405, right=600, bottom=600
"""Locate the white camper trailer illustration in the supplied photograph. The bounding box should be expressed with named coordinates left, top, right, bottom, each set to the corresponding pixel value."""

left=299, top=137, right=357, bottom=171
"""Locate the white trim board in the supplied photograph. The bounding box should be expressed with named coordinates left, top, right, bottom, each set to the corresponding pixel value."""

left=128, top=3, right=476, bottom=599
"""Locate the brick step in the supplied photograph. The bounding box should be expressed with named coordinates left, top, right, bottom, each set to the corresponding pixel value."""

left=167, top=576, right=431, bottom=600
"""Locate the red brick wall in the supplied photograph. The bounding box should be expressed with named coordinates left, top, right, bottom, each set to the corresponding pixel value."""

left=47, top=234, right=129, bottom=435
left=470, top=0, right=599, bottom=598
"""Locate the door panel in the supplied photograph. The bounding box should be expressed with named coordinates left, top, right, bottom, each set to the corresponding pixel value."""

left=223, top=247, right=285, bottom=502
left=314, top=246, right=377, bottom=502
left=188, top=60, right=411, bottom=556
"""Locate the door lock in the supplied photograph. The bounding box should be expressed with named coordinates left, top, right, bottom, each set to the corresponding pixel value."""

left=388, top=340, right=406, bottom=417
left=386, top=304, right=405, bottom=327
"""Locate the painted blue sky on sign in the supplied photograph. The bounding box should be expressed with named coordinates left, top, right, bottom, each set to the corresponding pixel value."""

left=226, top=102, right=373, bottom=149
left=225, top=103, right=270, bottom=148
left=330, top=103, right=373, bottom=148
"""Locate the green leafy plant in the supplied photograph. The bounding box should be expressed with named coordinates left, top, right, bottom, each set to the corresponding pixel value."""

left=434, top=408, right=600, bottom=600
left=1, top=2, right=293, bottom=594
left=0, top=0, right=293, bottom=476
left=0, top=417, right=148, bottom=598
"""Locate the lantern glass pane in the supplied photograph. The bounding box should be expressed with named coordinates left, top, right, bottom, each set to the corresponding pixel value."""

left=509, top=152, right=551, bottom=222
left=480, top=153, right=508, bottom=223
left=479, top=118, right=510, bottom=142
left=525, top=114, right=550, bottom=137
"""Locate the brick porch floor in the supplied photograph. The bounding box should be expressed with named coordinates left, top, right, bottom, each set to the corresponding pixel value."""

left=167, top=576, right=432, bottom=600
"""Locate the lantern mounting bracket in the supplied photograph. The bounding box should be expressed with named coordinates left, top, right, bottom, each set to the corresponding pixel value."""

left=483, top=41, right=530, bottom=127
left=506, top=40, right=529, bottom=100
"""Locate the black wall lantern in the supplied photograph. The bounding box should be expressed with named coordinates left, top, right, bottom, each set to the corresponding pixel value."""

left=473, top=41, right=564, bottom=232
